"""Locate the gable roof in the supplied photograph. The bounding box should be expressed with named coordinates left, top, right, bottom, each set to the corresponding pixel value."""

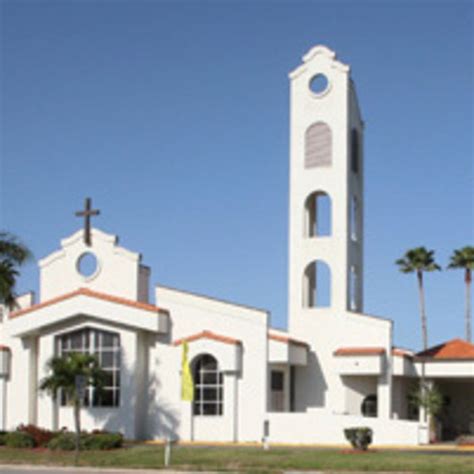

left=9, top=287, right=167, bottom=319
left=174, top=330, right=241, bottom=347
left=416, top=339, right=474, bottom=361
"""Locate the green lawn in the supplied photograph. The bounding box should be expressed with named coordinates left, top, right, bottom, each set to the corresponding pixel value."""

left=0, top=444, right=473, bottom=473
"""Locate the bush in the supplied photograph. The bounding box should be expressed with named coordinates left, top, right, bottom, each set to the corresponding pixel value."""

left=344, top=427, right=373, bottom=450
left=48, top=432, right=84, bottom=451
left=5, top=431, right=35, bottom=449
left=83, top=432, right=123, bottom=450
left=17, top=424, right=54, bottom=447
left=48, top=431, right=123, bottom=451
left=0, top=431, right=7, bottom=446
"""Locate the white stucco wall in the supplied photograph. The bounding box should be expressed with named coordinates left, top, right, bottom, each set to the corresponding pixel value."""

left=39, top=229, right=149, bottom=303
left=152, top=286, right=269, bottom=443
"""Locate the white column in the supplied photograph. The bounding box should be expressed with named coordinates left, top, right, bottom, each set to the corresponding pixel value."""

left=377, top=355, right=392, bottom=419
left=0, top=377, right=6, bottom=430
left=28, top=336, right=38, bottom=425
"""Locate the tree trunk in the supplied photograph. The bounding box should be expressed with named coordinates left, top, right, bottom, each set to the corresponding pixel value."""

left=417, top=270, right=428, bottom=422
left=466, top=269, right=472, bottom=343
left=74, top=399, right=81, bottom=464
left=417, top=270, right=428, bottom=351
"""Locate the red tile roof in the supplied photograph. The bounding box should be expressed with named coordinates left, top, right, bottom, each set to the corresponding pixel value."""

left=174, top=330, right=241, bottom=347
left=9, top=287, right=167, bottom=318
left=0, top=345, right=10, bottom=351
left=268, top=331, right=309, bottom=348
left=392, top=347, right=414, bottom=358
left=416, top=339, right=474, bottom=360
left=334, top=347, right=385, bottom=356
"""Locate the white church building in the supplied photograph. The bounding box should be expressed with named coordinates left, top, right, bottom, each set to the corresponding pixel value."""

left=1, top=46, right=473, bottom=446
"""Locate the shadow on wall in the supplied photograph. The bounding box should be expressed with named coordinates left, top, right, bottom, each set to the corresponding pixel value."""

left=295, top=351, right=327, bottom=410
left=86, top=336, right=179, bottom=441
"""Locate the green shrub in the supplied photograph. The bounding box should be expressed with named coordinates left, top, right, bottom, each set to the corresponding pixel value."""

left=0, top=431, right=7, bottom=446
left=17, top=424, right=54, bottom=447
left=83, top=432, right=123, bottom=450
left=5, top=431, right=35, bottom=448
left=48, top=431, right=123, bottom=451
left=344, top=427, right=373, bottom=450
left=47, top=432, right=85, bottom=451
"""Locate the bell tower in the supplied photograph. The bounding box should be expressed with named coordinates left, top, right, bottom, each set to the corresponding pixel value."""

left=288, top=45, right=364, bottom=332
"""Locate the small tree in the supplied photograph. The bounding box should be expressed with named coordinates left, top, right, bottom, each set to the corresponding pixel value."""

left=447, top=246, right=474, bottom=342
left=40, top=353, right=106, bottom=462
left=0, top=232, right=32, bottom=309
left=409, top=383, right=443, bottom=442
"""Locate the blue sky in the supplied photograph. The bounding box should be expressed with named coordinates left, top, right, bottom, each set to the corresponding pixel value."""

left=1, top=0, right=472, bottom=351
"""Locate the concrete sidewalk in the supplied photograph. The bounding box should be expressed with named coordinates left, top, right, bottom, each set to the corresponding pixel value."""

left=0, top=467, right=417, bottom=474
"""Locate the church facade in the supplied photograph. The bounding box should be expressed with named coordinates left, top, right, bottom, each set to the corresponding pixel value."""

left=1, top=46, right=473, bottom=446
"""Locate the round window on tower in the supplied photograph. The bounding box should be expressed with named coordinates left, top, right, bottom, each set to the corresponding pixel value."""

left=76, top=252, right=100, bottom=279
left=309, top=74, right=329, bottom=96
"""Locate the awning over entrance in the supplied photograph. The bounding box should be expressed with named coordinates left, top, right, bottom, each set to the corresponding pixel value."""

left=414, top=339, right=474, bottom=378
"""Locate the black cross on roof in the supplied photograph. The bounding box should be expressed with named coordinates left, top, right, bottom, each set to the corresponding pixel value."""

left=75, top=198, right=100, bottom=246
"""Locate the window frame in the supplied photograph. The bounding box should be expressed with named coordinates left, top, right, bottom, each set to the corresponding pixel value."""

left=56, top=327, right=121, bottom=408
left=192, top=354, right=224, bottom=416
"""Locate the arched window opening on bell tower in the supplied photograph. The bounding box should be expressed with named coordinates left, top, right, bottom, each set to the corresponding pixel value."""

left=303, top=260, right=331, bottom=308
left=305, top=122, right=332, bottom=168
left=350, top=196, right=358, bottom=242
left=349, top=265, right=359, bottom=311
left=351, top=129, right=359, bottom=174
left=305, top=192, right=331, bottom=237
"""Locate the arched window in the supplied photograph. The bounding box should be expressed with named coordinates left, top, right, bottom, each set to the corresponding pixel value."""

left=303, top=260, right=331, bottom=308
left=57, top=328, right=120, bottom=407
left=193, top=354, right=223, bottom=416
left=361, top=394, right=377, bottom=417
left=350, top=196, right=358, bottom=241
left=350, top=265, right=359, bottom=311
left=305, top=122, right=332, bottom=168
left=351, top=129, right=359, bottom=174
left=305, top=191, right=331, bottom=237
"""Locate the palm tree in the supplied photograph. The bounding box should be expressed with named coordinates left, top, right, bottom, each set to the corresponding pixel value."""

left=0, top=232, right=32, bottom=309
left=40, top=353, right=106, bottom=461
left=448, top=246, right=474, bottom=342
left=396, top=247, right=441, bottom=351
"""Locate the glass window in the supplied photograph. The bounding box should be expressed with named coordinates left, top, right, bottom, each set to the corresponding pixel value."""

left=361, top=394, right=377, bottom=417
left=193, top=354, right=223, bottom=416
left=57, top=328, right=120, bottom=408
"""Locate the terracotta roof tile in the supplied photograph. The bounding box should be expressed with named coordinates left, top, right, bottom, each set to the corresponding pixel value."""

left=416, top=339, right=474, bottom=360
left=174, top=330, right=241, bottom=347
left=334, top=347, right=385, bottom=356
left=268, top=331, right=309, bottom=348
left=392, top=347, right=414, bottom=358
left=9, top=288, right=167, bottom=318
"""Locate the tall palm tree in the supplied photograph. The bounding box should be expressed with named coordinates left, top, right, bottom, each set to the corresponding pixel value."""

left=448, top=246, right=474, bottom=342
left=0, top=232, right=32, bottom=309
left=396, top=247, right=441, bottom=351
left=40, top=353, right=106, bottom=460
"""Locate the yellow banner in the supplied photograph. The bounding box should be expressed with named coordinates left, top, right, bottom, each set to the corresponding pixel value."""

left=181, top=341, right=194, bottom=401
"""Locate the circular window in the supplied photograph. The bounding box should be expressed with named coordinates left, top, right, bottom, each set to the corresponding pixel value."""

left=309, top=74, right=329, bottom=95
left=77, top=252, right=98, bottom=278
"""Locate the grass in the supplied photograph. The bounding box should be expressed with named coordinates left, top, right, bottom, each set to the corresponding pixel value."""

left=0, top=444, right=473, bottom=473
